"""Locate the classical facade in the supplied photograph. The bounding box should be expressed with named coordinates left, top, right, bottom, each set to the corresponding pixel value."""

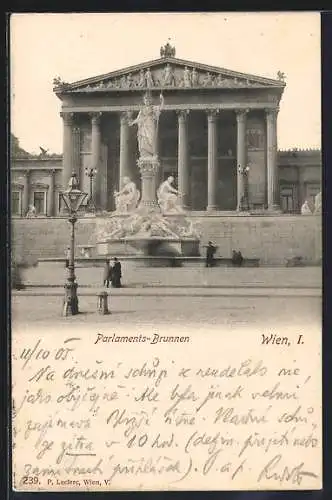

left=11, top=44, right=321, bottom=217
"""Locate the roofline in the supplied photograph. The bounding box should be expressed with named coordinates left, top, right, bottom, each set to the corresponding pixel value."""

left=11, top=155, right=62, bottom=161
left=12, top=148, right=321, bottom=163
left=54, top=56, right=285, bottom=93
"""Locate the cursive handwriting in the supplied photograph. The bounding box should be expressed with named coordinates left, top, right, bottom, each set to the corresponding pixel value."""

left=12, top=332, right=321, bottom=491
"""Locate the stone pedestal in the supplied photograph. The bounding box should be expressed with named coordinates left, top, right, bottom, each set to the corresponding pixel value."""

left=137, top=157, right=160, bottom=210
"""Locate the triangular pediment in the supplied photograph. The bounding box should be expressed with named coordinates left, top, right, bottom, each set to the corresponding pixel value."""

left=54, top=57, right=285, bottom=94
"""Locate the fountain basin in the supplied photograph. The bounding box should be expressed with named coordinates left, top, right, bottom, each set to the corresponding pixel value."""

left=96, top=237, right=200, bottom=258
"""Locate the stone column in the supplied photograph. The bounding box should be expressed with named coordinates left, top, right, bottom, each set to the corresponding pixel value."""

left=90, top=112, right=102, bottom=208
left=119, top=112, right=131, bottom=187
left=60, top=112, right=75, bottom=189
left=47, top=169, right=55, bottom=216
left=207, top=110, right=218, bottom=211
left=72, top=127, right=81, bottom=181
left=22, top=170, right=30, bottom=216
left=177, top=110, right=190, bottom=209
left=235, top=109, right=248, bottom=211
left=266, top=108, right=279, bottom=210
left=137, top=158, right=160, bottom=210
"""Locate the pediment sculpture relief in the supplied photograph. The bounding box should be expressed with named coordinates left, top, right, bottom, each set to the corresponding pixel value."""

left=72, top=64, right=262, bottom=92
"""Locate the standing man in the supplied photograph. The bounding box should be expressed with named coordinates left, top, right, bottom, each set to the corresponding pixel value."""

left=111, top=257, right=122, bottom=288
left=205, top=241, right=217, bottom=267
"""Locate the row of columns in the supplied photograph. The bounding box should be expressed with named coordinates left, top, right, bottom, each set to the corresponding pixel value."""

left=174, top=107, right=279, bottom=211
left=19, top=169, right=56, bottom=216
left=61, top=107, right=279, bottom=211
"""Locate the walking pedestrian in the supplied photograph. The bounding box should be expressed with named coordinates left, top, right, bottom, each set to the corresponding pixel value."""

left=205, top=241, right=217, bottom=267
left=111, top=257, right=122, bottom=288
left=103, top=259, right=111, bottom=288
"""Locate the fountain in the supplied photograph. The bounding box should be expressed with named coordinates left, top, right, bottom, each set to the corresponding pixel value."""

left=96, top=91, right=200, bottom=260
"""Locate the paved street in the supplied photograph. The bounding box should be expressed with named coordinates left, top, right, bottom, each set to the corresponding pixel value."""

left=21, top=264, right=321, bottom=288
left=12, top=292, right=321, bottom=331
left=12, top=266, right=321, bottom=330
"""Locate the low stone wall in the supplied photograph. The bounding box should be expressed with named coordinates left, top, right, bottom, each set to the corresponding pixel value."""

left=11, top=217, right=97, bottom=264
left=193, top=214, right=322, bottom=265
left=11, top=214, right=322, bottom=265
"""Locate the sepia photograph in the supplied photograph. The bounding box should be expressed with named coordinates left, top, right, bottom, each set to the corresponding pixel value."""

left=10, top=12, right=322, bottom=492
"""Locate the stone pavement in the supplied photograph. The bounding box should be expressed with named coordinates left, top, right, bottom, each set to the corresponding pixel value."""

left=12, top=293, right=321, bottom=329
left=21, top=264, right=321, bottom=289
left=12, top=286, right=320, bottom=297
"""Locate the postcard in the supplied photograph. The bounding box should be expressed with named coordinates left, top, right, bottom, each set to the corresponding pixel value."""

left=10, top=11, right=322, bottom=491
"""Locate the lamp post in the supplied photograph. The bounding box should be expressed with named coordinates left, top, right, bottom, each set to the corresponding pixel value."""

left=238, top=164, right=250, bottom=212
left=85, top=167, right=97, bottom=212
left=60, top=172, right=87, bottom=316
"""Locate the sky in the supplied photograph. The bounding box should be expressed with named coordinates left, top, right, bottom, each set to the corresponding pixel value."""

left=10, top=12, right=321, bottom=154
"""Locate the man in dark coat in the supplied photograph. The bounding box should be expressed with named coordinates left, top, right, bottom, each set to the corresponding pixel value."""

left=205, top=241, right=217, bottom=267
left=111, top=257, right=122, bottom=288
left=232, top=250, right=244, bottom=267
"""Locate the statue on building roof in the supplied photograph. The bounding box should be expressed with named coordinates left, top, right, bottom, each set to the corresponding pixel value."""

left=39, top=146, right=49, bottom=157
left=301, top=200, right=312, bottom=215
left=314, top=191, right=321, bottom=214
left=160, top=39, right=176, bottom=58
left=277, top=71, right=286, bottom=82
left=53, top=76, right=68, bottom=88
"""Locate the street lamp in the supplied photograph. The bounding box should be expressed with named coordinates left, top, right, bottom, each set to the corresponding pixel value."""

left=85, top=167, right=97, bottom=212
left=238, top=164, right=250, bottom=212
left=60, top=172, right=87, bottom=316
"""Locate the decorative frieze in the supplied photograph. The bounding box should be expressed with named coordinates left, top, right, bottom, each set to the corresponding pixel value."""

left=69, top=64, right=269, bottom=93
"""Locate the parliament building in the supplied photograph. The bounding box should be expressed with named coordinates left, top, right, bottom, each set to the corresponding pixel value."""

left=11, top=43, right=321, bottom=218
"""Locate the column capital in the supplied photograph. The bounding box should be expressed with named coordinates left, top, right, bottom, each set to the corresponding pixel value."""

left=265, top=107, right=279, bottom=119
left=120, top=111, right=132, bottom=125
left=206, top=109, right=219, bottom=122
left=60, top=112, right=75, bottom=125
left=235, top=109, right=249, bottom=121
left=89, top=111, right=102, bottom=125
left=177, top=109, right=190, bottom=122
left=23, top=169, right=31, bottom=178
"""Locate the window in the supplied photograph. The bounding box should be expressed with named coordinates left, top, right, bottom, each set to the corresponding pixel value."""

left=11, top=191, right=21, bottom=216
left=280, top=186, right=294, bottom=213
left=33, top=191, right=46, bottom=215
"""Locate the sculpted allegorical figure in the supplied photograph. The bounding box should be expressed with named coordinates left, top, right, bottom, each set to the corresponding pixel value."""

left=114, top=176, right=140, bottom=213
left=129, top=92, right=164, bottom=158
left=216, top=74, right=223, bottom=86
left=203, top=72, right=213, bottom=86
left=301, top=200, right=312, bottom=215
left=191, top=67, right=199, bottom=86
left=138, top=69, right=145, bottom=88
left=183, top=66, right=191, bottom=88
left=145, top=68, right=154, bottom=88
left=314, top=191, right=321, bottom=214
left=157, top=175, right=183, bottom=213
left=162, top=64, right=175, bottom=86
